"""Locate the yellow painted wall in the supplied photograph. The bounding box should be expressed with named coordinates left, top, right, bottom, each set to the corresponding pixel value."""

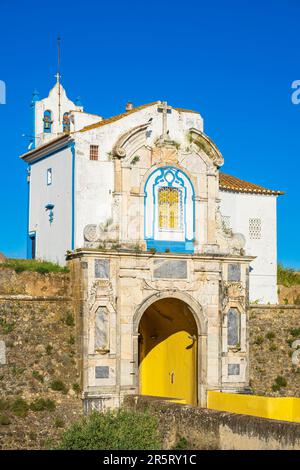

left=139, top=298, right=197, bottom=406
left=208, top=391, right=300, bottom=423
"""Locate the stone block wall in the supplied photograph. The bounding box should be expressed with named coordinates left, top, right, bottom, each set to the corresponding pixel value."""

left=0, top=268, right=81, bottom=450
left=249, top=306, right=300, bottom=396
left=0, top=267, right=71, bottom=297
left=125, top=395, right=300, bottom=450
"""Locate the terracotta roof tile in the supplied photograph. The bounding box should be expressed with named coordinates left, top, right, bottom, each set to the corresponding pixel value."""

left=174, top=107, right=199, bottom=114
left=78, top=102, right=200, bottom=133
left=219, top=172, right=284, bottom=195
left=79, top=101, right=160, bottom=133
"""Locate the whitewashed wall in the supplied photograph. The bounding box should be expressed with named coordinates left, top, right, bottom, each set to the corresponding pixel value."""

left=219, top=191, right=278, bottom=304
left=74, top=105, right=203, bottom=160
left=74, top=146, right=114, bottom=249
left=71, top=110, right=102, bottom=132
left=29, top=147, right=73, bottom=265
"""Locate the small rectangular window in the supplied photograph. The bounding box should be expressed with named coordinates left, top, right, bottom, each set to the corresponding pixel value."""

left=90, top=145, right=99, bottom=161
left=249, top=218, right=261, bottom=239
left=47, top=168, right=52, bottom=185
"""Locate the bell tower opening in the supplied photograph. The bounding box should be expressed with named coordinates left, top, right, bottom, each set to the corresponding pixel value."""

left=138, top=297, right=198, bottom=406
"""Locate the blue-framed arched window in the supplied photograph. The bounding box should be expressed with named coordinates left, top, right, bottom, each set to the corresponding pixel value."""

left=43, top=110, right=53, bottom=133
left=63, top=112, right=70, bottom=133
left=144, top=166, right=195, bottom=253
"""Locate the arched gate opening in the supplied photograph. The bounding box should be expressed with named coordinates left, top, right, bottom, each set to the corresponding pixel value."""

left=138, top=297, right=198, bottom=406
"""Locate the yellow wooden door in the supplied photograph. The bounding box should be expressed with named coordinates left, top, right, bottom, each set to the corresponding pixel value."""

left=140, top=330, right=197, bottom=406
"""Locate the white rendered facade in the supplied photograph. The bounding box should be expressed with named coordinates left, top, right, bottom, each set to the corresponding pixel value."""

left=220, top=191, right=278, bottom=304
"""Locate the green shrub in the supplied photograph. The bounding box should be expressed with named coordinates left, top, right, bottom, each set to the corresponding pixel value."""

left=30, top=398, right=56, bottom=412
left=0, top=414, right=11, bottom=425
left=265, top=331, right=275, bottom=340
left=2, top=258, right=69, bottom=274
left=50, top=379, right=68, bottom=394
left=149, top=247, right=156, bottom=254
left=269, top=343, right=277, bottom=351
left=277, top=264, right=300, bottom=287
left=56, top=409, right=161, bottom=450
left=11, top=398, right=29, bottom=418
left=32, top=370, right=44, bottom=383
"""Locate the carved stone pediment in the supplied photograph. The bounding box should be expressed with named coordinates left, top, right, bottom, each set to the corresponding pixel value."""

left=112, top=122, right=151, bottom=160
left=189, top=128, right=224, bottom=167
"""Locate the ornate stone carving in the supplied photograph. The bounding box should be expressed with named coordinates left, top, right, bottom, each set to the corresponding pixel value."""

left=216, top=206, right=246, bottom=255
left=114, top=146, right=126, bottom=158
left=152, top=146, right=178, bottom=164
left=223, top=282, right=246, bottom=309
left=84, top=224, right=100, bottom=242
left=83, top=217, right=119, bottom=248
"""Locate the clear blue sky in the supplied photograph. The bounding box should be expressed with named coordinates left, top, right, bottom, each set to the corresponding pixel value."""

left=0, top=0, right=299, bottom=267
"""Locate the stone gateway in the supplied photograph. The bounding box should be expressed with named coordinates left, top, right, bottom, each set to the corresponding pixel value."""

left=20, top=81, right=283, bottom=409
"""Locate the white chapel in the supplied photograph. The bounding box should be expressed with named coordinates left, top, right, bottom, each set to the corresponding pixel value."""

left=20, top=80, right=284, bottom=408
left=21, top=80, right=282, bottom=305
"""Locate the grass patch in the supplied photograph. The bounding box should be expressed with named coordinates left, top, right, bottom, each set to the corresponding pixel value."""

left=277, top=264, right=300, bottom=287
left=265, top=331, right=276, bottom=341
left=172, top=436, right=189, bottom=450
left=11, top=398, right=29, bottom=418
left=0, top=398, right=10, bottom=411
left=46, top=344, right=53, bottom=355
left=56, top=409, right=161, bottom=450
left=50, top=379, right=68, bottom=394
left=72, top=383, right=80, bottom=395
left=254, top=335, right=264, bottom=345
left=0, top=318, right=14, bottom=334
left=289, top=328, right=300, bottom=338
left=68, top=335, right=75, bottom=345
left=0, top=414, right=11, bottom=425
left=272, top=375, right=287, bottom=392
left=62, top=311, right=75, bottom=327
left=54, top=417, right=65, bottom=428
left=30, top=398, right=56, bottom=412
left=2, top=258, right=69, bottom=275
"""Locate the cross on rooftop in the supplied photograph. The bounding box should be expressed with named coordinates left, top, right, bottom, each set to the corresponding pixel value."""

left=55, top=72, right=61, bottom=84
left=157, top=101, right=172, bottom=140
